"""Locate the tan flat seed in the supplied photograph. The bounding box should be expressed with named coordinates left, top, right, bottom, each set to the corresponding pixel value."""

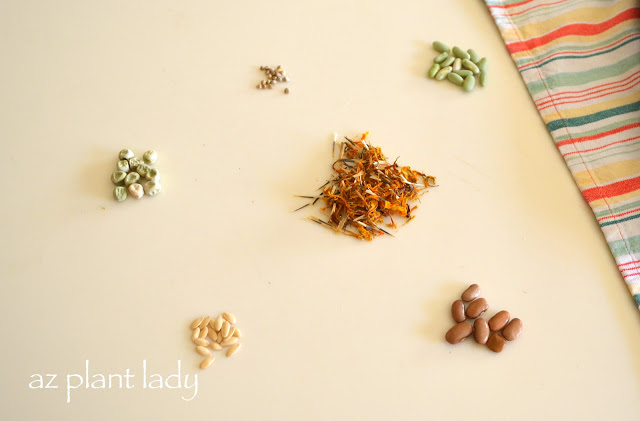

left=465, top=297, right=489, bottom=319
left=220, top=321, right=230, bottom=338
left=214, top=315, right=223, bottom=331
left=216, top=334, right=223, bottom=344
left=488, top=310, right=511, bottom=331
left=226, top=343, right=241, bottom=357
left=461, top=284, right=481, bottom=302
left=225, top=327, right=235, bottom=339
left=190, top=317, right=205, bottom=330
left=196, top=346, right=211, bottom=356
left=221, top=337, right=238, bottom=347
left=191, top=327, right=200, bottom=341
left=208, top=318, right=216, bottom=329
left=487, top=332, right=507, bottom=352
left=200, top=356, right=215, bottom=369
left=199, top=327, right=209, bottom=339
left=210, top=342, right=222, bottom=350
left=194, top=338, right=210, bottom=347
left=445, top=322, right=473, bottom=344
left=207, top=329, right=218, bottom=341
left=451, top=299, right=465, bottom=323
left=222, top=312, right=236, bottom=324
left=503, top=318, right=523, bottom=341
left=233, top=327, right=242, bottom=338
left=473, top=318, right=490, bottom=344
left=199, top=316, right=211, bottom=328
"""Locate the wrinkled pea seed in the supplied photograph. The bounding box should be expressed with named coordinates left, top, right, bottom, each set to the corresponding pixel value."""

left=452, top=46, right=470, bottom=60
left=125, top=172, right=140, bottom=186
left=129, top=157, right=141, bottom=170
left=452, top=58, right=462, bottom=72
left=428, top=63, right=441, bottom=78
left=434, top=52, right=449, bottom=64
left=144, top=181, right=162, bottom=197
left=111, top=171, right=126, bottom=185
left=435, top=66, right=452, bottom=80
left=143, top=150, right=157, bottom=165
left=137, top=163, right=150, bottom=177
left=462, top=59, right=480, bottom=74
left=146, top=168, right=160, bottom=181
left=128, top=183, right=144, bottom=199
left=477, top=57, right=488, bottom=71
left=447, top=72, right=464, bottom=86
left=468, top=49, right=480, bottom=63
left=441, top=55, right=455, bottom=67
left=119, top=149, right=134, bottom=160
left=432, top=41, right=450, bottom=53
left=455, top=69, right=473, bottom=77
left=113, top=186, right=127, bottom=201
left=117, top=160, right=130, bottom=173
left=463, top=75, right=476, bottom=92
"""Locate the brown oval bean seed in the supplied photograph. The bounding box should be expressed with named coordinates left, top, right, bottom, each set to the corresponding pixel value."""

left=461, top=284, right=481, bottom=302
left=445, top=322, right=473, bottom=344
left=465, top=297, right=488, bottom=319
left=487, top=332, right=507, bottom=352
left=488, top=310, right=511, bottom=331
left=503, top=318, right=523, bottom=341
left=473, top=318, right=490, bottom=344
left=451, top=300, right=465, bottom=323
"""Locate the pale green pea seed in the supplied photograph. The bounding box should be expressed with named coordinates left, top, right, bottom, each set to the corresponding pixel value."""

left=125, top=172, right=140, bottom=186
left=113, top=186, right=127, bottom=202
left=428, top=63, right=441, bottom=78
left=434, top=52, right=449, bottom=64
left=452, top=58, right=462, bottom=72
left=432, top=41, right=450, bottom=53
left=447, top=72, right=464, bottom=86
left=119, top=149, right=134, bottom=160
left=468, top=49, right=480, bottom=63
left=144, top=181, right=162, bottom=197
left=462, top=59, right=480, bottom=74
left=146, top=168, right=160, bottom=181
left=479, top=71, right=487, bottom=87
left=111, top=171, right=126, bottom=185
left=455, top=69, right=473, bottom=77
left=441, top=56, right=455, bottom=67
left=143, top=150, right=157, bottom=165
left=477, top=57, right=488, bottom=71
left=137, top=163, right=150, bottom=177
left=463, top=75, right=476, bottom=92
left=129, top=183, right=144, bottom=199
left=435, top=66, right=452, bottom=81
left=129, top=157, right=141, bottom=170
left=452, top=46, right=470, bottom=60
left=117, top=160, right=130, bottom=173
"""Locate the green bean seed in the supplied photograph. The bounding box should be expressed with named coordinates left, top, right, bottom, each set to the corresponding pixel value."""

left=455, top=69, right=473, bottom=77
left=144, top=181, right=162, bottom=197
left=463, top=75, right=476, bottom=92
left=137, top=163, right=150, bottom=177
left=447, top=72, right=464, bottom=86
left=468, top=49, right=480, bottom=63
left=428, top=63, right=441, bottom=78
left=432, top=41, right=450, bottom=53
left=452, top=58, right=462, bottom=72
left=477, top=57, right=488, bottom=71
left=146, top=168, right=160, bottom=181
left=129, top=183, right=144, bottom=199
left=117, top=160, right=130, bottom=173
left=125, top=172, right=140, bottom=186
left=479, top=71, right=488, bottom=87
left=111, top=171, right=126, bottom=185
left=119, top=149, right=134, bottom=160
left=462, top=59, right=480, bottom=74
left=113, top=186, right=127, bottom=202
left=441, top=56, right=455, bottom=67
left=143, top=150, right=157, bottom=165
left=452, top=46, right=470, bottom=60
left=434, top=52, right=449, bottom=64
left=435, top=66, right=453, bottom=81
left=129, top=157, right=141, bottom=170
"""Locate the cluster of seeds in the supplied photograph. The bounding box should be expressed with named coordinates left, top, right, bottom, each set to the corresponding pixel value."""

left=189, top=313, right=242, bottom=369
left=428, top=41, right=488, bottom=92
left=256, top=65, right=290, bottom=94
left=111, top=149, right=162, bottom=201
left=445, top=284, right=523, bottom=353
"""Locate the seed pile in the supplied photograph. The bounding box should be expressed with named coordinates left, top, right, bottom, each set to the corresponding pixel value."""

left=428, top=41, right=488, bottom=92
left=189, top=312, right=243, bottom=369
left=111, top=149, right=162, bottom=201
left=256, top=65, right=291, bottom=94
left=295, top=133, right=436, bottom=241
left=445, top=284, right=523, bottom=353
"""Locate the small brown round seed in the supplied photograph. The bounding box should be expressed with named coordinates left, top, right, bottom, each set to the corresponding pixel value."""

left=473, top=318, right=490, bottom=344
left=502, top=318, right=523, bottom=341
left=488, top=310, right=510, bottom=331
left=487, top=332, right=507, bottom=352
left=451, top=300, right=465, bottom=323
left=200, top=356, right=215, bottom=369
left=284, top=88, right=290, bottom=94
left=465, top=297, right=488, bottom=319
left=461, top=284, right=481, bottom=302
left=445, top=322, right=473, bottom=344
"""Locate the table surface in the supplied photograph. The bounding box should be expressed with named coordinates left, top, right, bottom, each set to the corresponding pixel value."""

left=1, top=1, right=639, bottom=420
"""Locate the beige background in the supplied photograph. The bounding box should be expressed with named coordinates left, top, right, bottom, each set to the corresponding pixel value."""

left=1, top=0, right=639, bottom=420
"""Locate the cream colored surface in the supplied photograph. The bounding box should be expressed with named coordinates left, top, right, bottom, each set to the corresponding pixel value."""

left=1, top=1, right=639, bottom=420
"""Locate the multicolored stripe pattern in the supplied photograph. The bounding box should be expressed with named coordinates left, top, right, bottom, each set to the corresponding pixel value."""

left=485, top=0, right=640, bottom=310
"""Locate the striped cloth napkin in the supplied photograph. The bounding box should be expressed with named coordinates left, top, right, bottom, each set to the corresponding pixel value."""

left=484, top=0, right=640, bottom=309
